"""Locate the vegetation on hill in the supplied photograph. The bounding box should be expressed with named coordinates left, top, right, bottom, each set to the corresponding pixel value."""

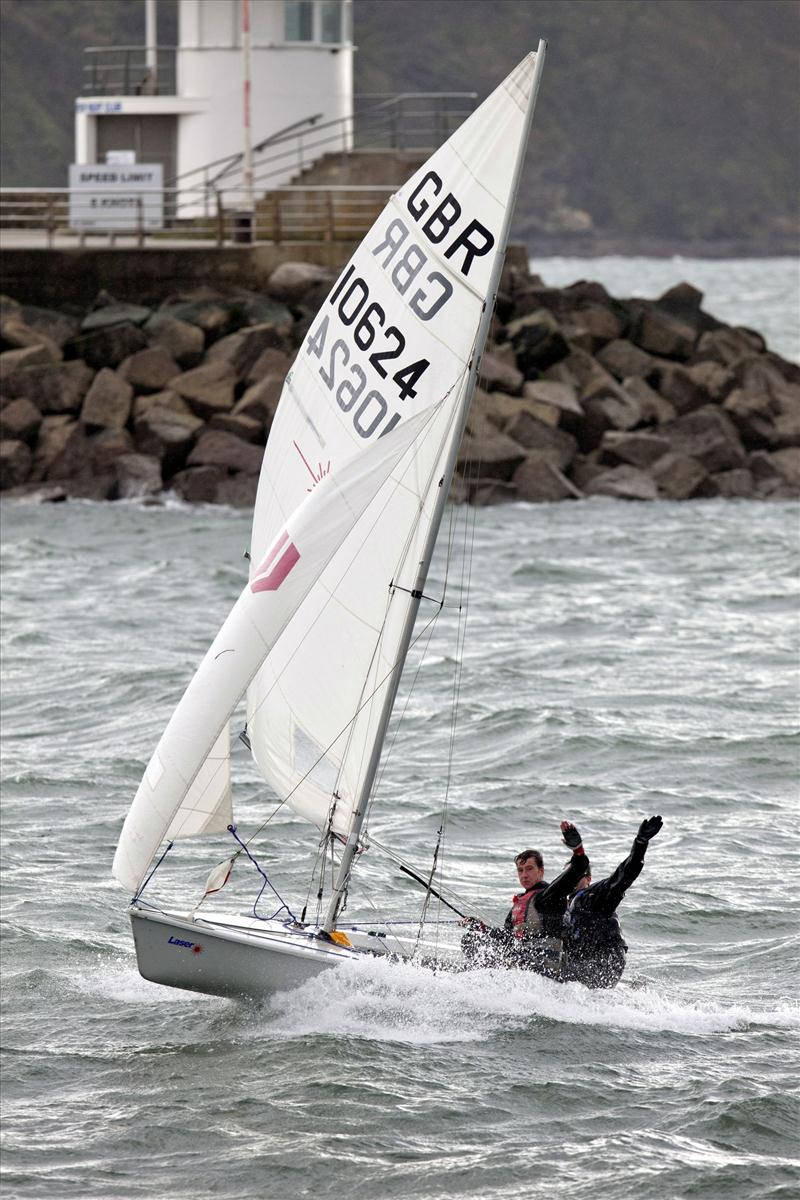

left=1, top=0, right=797, bottom=253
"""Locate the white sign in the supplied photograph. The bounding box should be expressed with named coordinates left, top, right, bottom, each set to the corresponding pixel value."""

left=69, top=163, right=164, bottom=230
left=105, top=150, right=136, bottom=165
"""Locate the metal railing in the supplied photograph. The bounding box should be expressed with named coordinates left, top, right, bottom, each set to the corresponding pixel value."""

left=82, top=46, right=177, bottom=96
left=0, top=185, right=396, bottom=248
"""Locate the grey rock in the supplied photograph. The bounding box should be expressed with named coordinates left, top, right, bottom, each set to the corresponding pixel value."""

left=0, top=345, right=60, bottom=383
left=118, top=346, right=181, bottom=393
left=245, top=346, right=290, bottom=386
left=651, top=452, right=715, bottom=500
left=170, top=361, right=236, bottom=419
left=0, top=397, right=42, bottom=443
left=512, top=453, right=581, bottom=502
left=478, top=350, right=524, bottom=394
left=115, top=453, right=163, bottom=499
left=267, top=262, right=333, bottom=303
left=81, top=302, right=151, bottom=331
left=457, top=430, right=526, bottom=482
left=144, top=313, right=205, bottom=368
left=81, top=368, right=134, bottom=430
left=596, top=338, right=654, bottom=380
left=170, top=465, right=226, bottom=504
left=711, top=468, right=755, bottom=498
left=631, top=304, right=696, bottom=360
left=4, top=360, right=95, bottom=415
left=208, top=412, right=264, bottom=442
left=89, top=428, right=135, bottom=473
left=470, top=479, right=519, bottom=506
left=693, top=327, right=766, bottom=368
left=599, top=430, right=672, bottom=469
left=508, top=310, right=570, bottom=374
left=0, top=439, right=32, bottom=489
left=660, top=406, right=746, bottom=473
left=584, top=465, right=659, bottom=501
left=503, top=411, right=578, bottom=470
left=215, top=473, right=261, bottom=509
left=71, top=322, right=149, bottom=370
left=207, top=323, right=288, bottom=381
left=234, top=373, right=284, bottom=423
left=187, top=430, right=264, bottom=474
left=621, top=376, right=677, bottom=425
left=134, top=406, right=205, bottom=474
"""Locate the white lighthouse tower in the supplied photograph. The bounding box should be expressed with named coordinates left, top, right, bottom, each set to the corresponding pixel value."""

left=75, top=0, right=354, bottom=195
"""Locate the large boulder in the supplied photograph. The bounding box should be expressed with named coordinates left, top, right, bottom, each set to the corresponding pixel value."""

left=651, top=452, right=715, bottom=500
left=144, top=313, right=205, bottom=368
left=599, top=430, right=672, bottom=469
left=187, top=429, right=264, bottom=474
left=659, top=406, right=746, bottom=473
left=503, top=410, right=578, bottom=470
left=234, top=373, right=284, bottom=423
left=10, top=304, right=80, bottom=349
left=118, top=346, right=181, bottom=393
left=692, top=326, right=766, bottom=368
left=478, top=350, right=524, bottom=394
left=266, top=262, right=333, bottom=304
left=170, top=465, right=226, bottom=504
left=0, top=345, right=60, bottom=384
left=712, top=468, right=755, bottom=498
left=457, top=430, right=526, bottom=481
left=134, top=406, right=205, bottom=474
left=245, top=346, right=290, bottom=387
left=170, top=361, right=236, bottom=420
left=215, top=472, right=260, bottom=509
left=621, top=376, right=677, bottom=425
left=115, top=453, right=163, bottom=499
left=512, top=453, right=581, bottom=502
left=68, top=322, right=149, bottom=370
left=81, top=300, right=151, bottom=331
left=629, top=302, right=697, bottom=360
left=650, top=362, right=710, bottom=414
left=583, top=465, right=659, bottom=501
left=81, top=368, right=134, bottom=430
left=3, top=360, right=95, bottom=415
left=206, top=323, right=288, bottom=381
left=208, top=411, right=264, bottom=442
left=596, top=339, right=655, bottom=381
left=0, top=439, right=32, bottom=488
left=0, top=397, right=42, bottom=443
left=507, top=310, right=570, bottom=375
left=89, top=428, right=135, bottom=473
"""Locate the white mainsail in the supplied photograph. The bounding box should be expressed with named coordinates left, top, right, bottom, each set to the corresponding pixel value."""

left=112, top=405, right=439, bottom=895
left=246, top=51, right=544, bottom=844
left=113, top=47, right=546, bottom=902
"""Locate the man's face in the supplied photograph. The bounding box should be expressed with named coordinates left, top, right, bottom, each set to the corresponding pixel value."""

left=516, top=856, right=544, bottom=890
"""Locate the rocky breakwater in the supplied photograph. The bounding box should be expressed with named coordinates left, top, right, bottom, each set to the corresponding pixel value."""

left=1, top=262, right=798, bottom=506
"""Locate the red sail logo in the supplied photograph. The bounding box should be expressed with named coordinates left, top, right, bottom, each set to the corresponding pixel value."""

left=250, top=531, right=300, bottom=593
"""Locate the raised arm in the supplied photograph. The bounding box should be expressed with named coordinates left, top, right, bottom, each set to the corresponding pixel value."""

left=535, top=821, right=590, bottom=911
left=577, top=816, right=662, bottom=916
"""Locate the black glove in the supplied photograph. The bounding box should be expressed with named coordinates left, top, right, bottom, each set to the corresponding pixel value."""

left=560, top=821, right=583, bottom=850
left=636, top=815, right=663, bottom=842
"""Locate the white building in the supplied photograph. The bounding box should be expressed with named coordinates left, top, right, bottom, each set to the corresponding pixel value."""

left=74, top=0, right=354, bottom=198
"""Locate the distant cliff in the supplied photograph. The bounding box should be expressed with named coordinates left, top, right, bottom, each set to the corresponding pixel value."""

left=1, top=0, right=798, bottom=254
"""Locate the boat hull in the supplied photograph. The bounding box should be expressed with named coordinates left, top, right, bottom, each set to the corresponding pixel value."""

left=129, top=907, right=372, bottom=999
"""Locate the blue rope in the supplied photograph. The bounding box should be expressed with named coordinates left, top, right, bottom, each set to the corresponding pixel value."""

left=133, top=841, right=174, bottom=903
left=227, top=825, right=298, bottom=923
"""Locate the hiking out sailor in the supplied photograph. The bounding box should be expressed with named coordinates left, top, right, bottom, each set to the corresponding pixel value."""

left=560, top=815, right=663, bottom=989
left=461, top=820, right=589, bottom=977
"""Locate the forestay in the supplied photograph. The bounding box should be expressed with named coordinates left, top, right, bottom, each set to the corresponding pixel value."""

left=246, top=52, right=542, bottom=840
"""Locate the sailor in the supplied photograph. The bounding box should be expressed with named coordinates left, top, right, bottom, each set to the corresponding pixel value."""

left=559, top=815, right=663, bottom=989
left=461, top=821, right=589, bottom=977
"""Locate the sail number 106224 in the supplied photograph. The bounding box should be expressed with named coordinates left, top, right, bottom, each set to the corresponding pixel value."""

left=305, top=265, right=431, bottom=440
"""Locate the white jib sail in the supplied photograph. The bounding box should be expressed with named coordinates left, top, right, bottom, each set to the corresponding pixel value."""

left=246, top=52, right=542, bottom=839
left=112, top=404, right=439, bottom=895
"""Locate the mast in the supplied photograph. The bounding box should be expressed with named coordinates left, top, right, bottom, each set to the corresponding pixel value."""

left=322, top=41, right=547, bottom=932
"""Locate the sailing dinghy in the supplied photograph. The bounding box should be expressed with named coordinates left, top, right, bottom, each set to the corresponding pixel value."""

left=113, top=46, right=547, bottom=998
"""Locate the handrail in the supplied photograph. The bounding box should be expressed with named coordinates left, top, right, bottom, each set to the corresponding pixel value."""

left=165, top=114, right=324, bottom=187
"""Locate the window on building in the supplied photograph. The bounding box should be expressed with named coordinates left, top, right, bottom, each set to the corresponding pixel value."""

left=319, top=0, right=343, bottom=44
left=284, top=0, right=314, bottom=42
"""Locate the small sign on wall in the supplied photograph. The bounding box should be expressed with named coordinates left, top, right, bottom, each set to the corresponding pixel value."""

left=69, top=163, right=164, bottom=230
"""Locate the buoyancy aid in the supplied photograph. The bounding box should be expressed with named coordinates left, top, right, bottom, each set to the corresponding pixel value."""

left=509, top=885, right=561, bottom=977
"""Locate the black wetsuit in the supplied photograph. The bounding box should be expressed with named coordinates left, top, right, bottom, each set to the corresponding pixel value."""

left=560, top=835, right=648, bottom=989
left=462, top=850, right=589, bottom=977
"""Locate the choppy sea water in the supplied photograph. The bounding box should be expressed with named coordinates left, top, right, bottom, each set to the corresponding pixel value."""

left=2, top=494, right=798, bottom=1200
left=2, top=257, right=800, bottom=1199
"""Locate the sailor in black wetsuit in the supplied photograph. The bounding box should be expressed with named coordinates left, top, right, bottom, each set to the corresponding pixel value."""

left=461, top=821, right=590, bottom=978
left=560, top=815, right=663, bottom=989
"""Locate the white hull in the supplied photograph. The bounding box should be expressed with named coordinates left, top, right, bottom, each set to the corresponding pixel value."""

left=129, top=906, right=397, bottom=999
